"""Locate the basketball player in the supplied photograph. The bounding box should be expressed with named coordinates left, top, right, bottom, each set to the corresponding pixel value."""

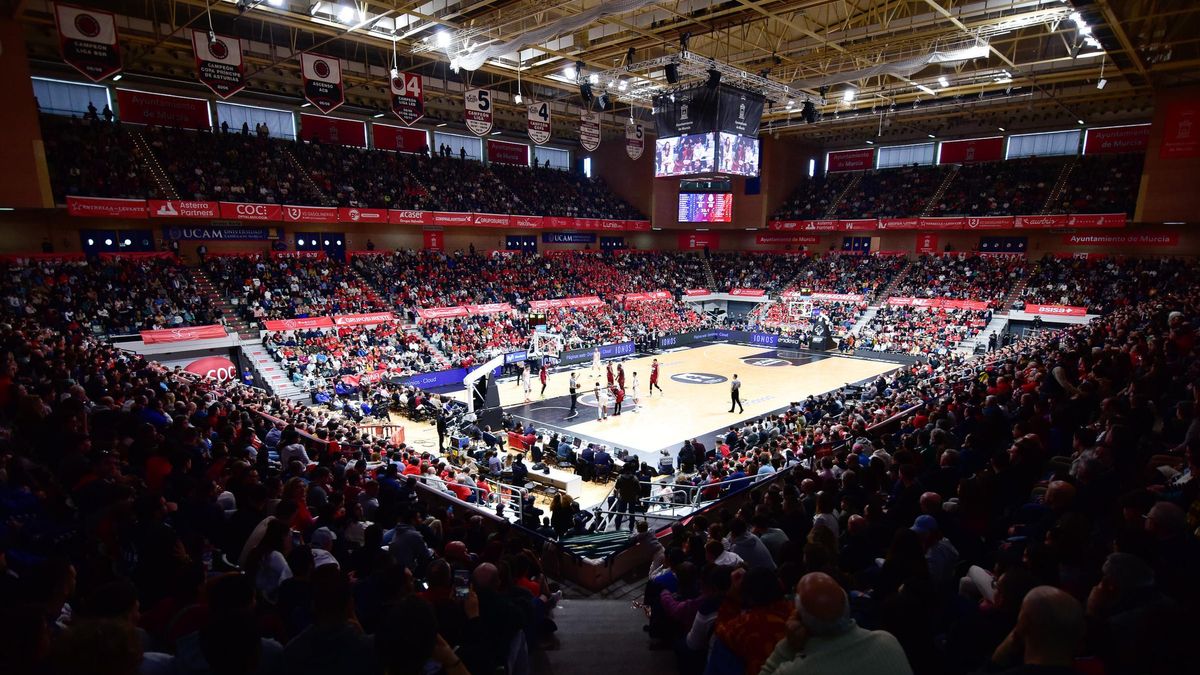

left=630, top=371, right=640, bottom=410
left=592, top=346, right=601, bottom=372
left=606, top=362, right=614, bottom=388
left=613, top=385, right=624, bottom=416
left=567, top=372, right=579, bottom=418
left=595, top=383, right=608, bottom=420
left=649, top=358, right=663, bottom=396
left=520, top=364, right=532, bottom=403
left=729, top=374, right=744, bottom=414
left=617, top=363, right=625, bottom=390
left=539, top=363, right=548, bottom=399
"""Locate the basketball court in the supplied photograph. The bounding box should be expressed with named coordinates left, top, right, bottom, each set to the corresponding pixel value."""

left=449, top=343, right=900, bottom=466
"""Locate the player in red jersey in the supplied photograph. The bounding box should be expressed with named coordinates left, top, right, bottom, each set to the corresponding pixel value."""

left=539, top=363, right=548, bottom=399
left=617, top=363, right=625, bottom=390
left=649, top=358, right=663, bottom=396
left=606, top=363, right=614, bottom=387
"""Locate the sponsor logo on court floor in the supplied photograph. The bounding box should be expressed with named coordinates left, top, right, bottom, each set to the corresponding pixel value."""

left=670, top=372, right=728, bottom=385
left=741, top=357, right=791, bottom=367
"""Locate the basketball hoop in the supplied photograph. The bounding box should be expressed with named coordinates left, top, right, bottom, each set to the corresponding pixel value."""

left=528, top=332, right=565, bottom=366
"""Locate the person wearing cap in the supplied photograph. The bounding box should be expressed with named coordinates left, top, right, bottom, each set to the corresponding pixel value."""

left=911, top=514, right=958, bottom=589
left=760, top=572, right=912, bottom=675
left=310, top=527, right=339, bottom=568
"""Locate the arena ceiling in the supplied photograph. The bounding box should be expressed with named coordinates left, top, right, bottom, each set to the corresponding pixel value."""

left=14, top=1, right=1199, bottom=145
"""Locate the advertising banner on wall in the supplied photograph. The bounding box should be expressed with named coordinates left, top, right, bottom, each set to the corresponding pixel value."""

left=1061, top=232, right=1178, bottom=247
left=423, top=229, right=443, bottom=250
left=1084, top=125, right=1150, bottom=155
left=299, top=113, right=366, bottom=147
left=542, top=232, right=597, bottom=244
left=389, top=71, right=424, bottom=125
left=191, top=30, right=245, bottom=99
left=373, top=124, right=427, bottom=153
left=755, top=234, right=820, bottom=245
left=916, top=233, right=938, bottom=253
left=1025, top=304, right=1087, bottom=316
left=163, top=225, right=277, bottom=241
left=66, top=196, right=148, bottom=218
left=464, top=88, right=493, bottom=136
left=678, top=231, right=720, bottom=250
left=527, top=101, right=551, bottom=145
left=140, top=324, right=227, bottom=344
left=115, top=89, right=211, bottom=129
left=149, top=200, right=220, bottom=219
left=1159, top=100, right=1200, bottom=159
left=937, top=137, right=1004, bottom=164
left=219, top=202, right=283, bottom=221
left=300, top=52, right=344, bottom=114
left=827, top=148, right=875, bottom=172
left=54, top=3, right=122, bottom=82
left=579, top=111, right=601, bottom=152
left=487, top=139, right=528, bottom=165
left=282, top=205, right=338, bottom=223
left=262, top=317, right=335, bottom=331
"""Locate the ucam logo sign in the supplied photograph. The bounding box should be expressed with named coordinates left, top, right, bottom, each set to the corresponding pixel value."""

left=670, top=372, right=728, bottom=385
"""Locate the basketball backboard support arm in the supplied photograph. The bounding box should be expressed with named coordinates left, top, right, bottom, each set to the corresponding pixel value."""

left=463, top=353, right=506, bottom=413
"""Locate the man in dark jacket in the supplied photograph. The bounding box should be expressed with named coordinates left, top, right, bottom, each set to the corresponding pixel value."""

left=614, top=467, right=641, bottom=531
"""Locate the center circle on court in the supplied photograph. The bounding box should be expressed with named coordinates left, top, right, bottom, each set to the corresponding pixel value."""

left=670, top=372, right=728, bottom=385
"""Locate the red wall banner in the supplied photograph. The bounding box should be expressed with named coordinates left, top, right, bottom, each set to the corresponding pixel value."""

left=115, top=89, right=210, bottom=129
left=678, top=232, right=720, bottom=250
left=1084, top=125, right=1150, bottom=155
left=938, top=137, right=1004, bottom=164
left=916, top=233, right=938, bottom=253
left=684, top=289, right=710, bottom=296
left=391, top=210, right=436, bottom=226
left=263, top=317, right=334, bottom=331
left=417, top=231, right=441, bottom=253
left=887, top=297, right=990, bottom=310
left=528, top=296, right=604, bottom=310
left=141, top=324, right=227, bottom=344
left=1013, top=215, right=1069, bottom=229
left=332, top=312, right=395, bottom=327
left=622, top=291, right=671, bottom=305
left=1160, top=100, right=1200, bottom=159
left=184, top=356, right=238, bottom=382
left=728, top=288, right=766, bottom=297
left=373, top=124, right=428, bottom=154
left=67, top=196, right=148, bottom=218
left=827, top=148, right=875, bottom=172
left=299, top=113, right=366, bottom=147
left=1061, top=232, right=1178, bottom=247
left=1024, top=304, right=1087, bottom=316
left=487, top=139, right=529, bottom=165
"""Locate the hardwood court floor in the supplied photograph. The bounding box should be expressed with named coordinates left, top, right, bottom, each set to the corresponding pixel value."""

left=491, top=343, right=898, bottom=459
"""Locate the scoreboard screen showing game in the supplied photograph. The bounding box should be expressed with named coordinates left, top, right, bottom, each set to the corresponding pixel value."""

left=678, top=192, right=733, bottom=222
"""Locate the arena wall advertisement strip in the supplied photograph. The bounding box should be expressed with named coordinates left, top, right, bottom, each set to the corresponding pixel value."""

left=338, top=207, right=388, bottom=224
left=1061, top=232, right=1179, bottom=247
left=402, top=367, right=469, bottom=390
left=728, top=288, right=766, bottom=297
left=331, top=312, right=395, bottom=327
left=826, top=148, right=875, bottom=172
left=54, top=3, right=122, bottom=82
left=527, top=295, right=604, bottom=310
left=558, top=342, right=636, bottom=367
left=262, top=317, right=335, bottom=331
left=1084, top=125, right=1150, bottom=155
left=1025, top=304, right=1087, bottom=317
left=140, top=324, right=227, bottom=344
left=67, top=196, right=149, bottom=218
left=887, top=297, right=990, bottom=310
left=780, top=292, right=864, bottom=303
left=622, top=291, right=671, bottom=305
left=282, top=205, right=338, bottom=223
left=149, top=200, right=220, bottom=219
left=219, top=202, right=283, bottom=221
left=191, top=30, right=245, bottom=99
left=684, top=289, right=711, bottom=296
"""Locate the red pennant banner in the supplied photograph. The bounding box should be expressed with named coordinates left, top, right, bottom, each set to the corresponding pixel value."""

left=55, top=3, right=122, bottom=82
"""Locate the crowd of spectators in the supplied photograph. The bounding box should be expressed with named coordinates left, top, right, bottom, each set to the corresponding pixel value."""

left=1048, top=153, right=1143, bottom=216
left=0, top=317, right=562, bottom=675
left=638, top=287, right=1200, bottom=675
left=771, top=173, right=857, bottom=220
left=419, top=313, right=533, bottom=369
left=708, top=253, right=813, bottom=294
left=930, top=157, right=1066, bottom=217
left=757, top=300, right=867, bottom=336
left=290, top=141, right=430, bottom=210
left=785, top=254, right=908, bottom=300
left=264, top=324, right=447, bottom=389
left=892, top=254, right=1026, bottom=305
left=144, top=126, right=327, bottom=205
left=605, top=252, right=711, bottom=295
left=489, top=163, right=644, bottom=220
left=1017, top=255, right=1195, bottom=314
left=859, top=306, right=992, bottom=355
left=829, top=165, right=950, bottom=219
left=41, top=115, right=157, bottom=200
left=0, top=256, right=221, bottom=334
left=204, top=255, right=384, bottom=323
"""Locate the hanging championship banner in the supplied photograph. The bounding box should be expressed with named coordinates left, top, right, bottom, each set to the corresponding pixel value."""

left=626, top=121, right=644, bottom=160
left=300, top=52, right=344, bottom=114
left=580, top=111, right=601, bottom=152
left=464, top=88, right=493, bottom=136
left=527, top=101, right=551, bottom=145
left=390, top=71, right=424, bottom=125
left=191, top=30, right=245, bottom=99
left=54, top=3, right=122, bottom=82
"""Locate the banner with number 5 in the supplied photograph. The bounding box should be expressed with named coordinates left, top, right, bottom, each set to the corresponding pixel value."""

left=464, top=88, right=493, bottom=136
left=390, top=71, right=424, bottom=125
left=527, top=101, right=551, bottom=145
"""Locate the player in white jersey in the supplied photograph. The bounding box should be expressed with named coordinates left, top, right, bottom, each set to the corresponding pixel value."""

left=520, top=364, right=532, bottom=402
left=591, top=347, right=601, bottom=372
left=595, top=383, right=608, bottom=420
left=631, top=372, right=641, bottom=411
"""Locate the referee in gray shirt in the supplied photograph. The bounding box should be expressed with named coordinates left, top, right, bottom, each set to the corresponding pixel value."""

left=729, top=374, right=744, bottom=413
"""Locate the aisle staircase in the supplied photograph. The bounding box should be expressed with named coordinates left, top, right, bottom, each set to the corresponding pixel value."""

left=823, top=172, right=863, bottom=217
left=875, top=257, right=915, bottom=302
left=922, top=164, right=960, bottom=216
left=1041, top=157, right=1078, bottom=213
left=128, top=129, right=180, bottom=200
left=998, top=276, right=1030, bottom=314
left=962, top=314, right=1010, bottom=354
left=700, top=255, right=717, bottom=290
left=850, top=305, right=879, bottom=335
left=283, top=148, right=337, bottom=206
left=190, top=266, right=258, bottom=339
left=243, top=341, right=310, bottom=403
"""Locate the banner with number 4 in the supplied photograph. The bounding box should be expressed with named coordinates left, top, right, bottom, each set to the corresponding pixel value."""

left=527, top=101, right=551, bottom=145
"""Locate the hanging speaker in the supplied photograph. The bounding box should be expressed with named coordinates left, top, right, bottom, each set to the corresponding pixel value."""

left=665, top=64, right=679, bottom=84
